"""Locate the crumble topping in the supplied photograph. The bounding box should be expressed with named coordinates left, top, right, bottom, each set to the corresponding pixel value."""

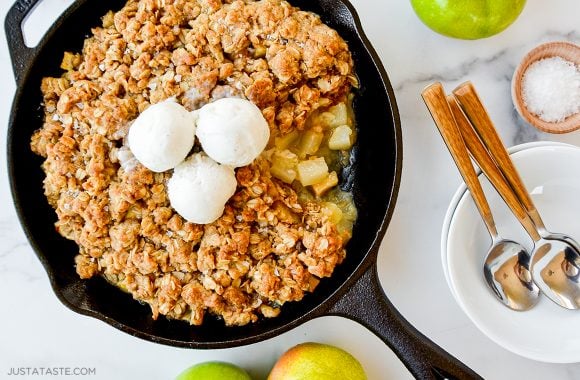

left=31, top=0, right=355, bottom=326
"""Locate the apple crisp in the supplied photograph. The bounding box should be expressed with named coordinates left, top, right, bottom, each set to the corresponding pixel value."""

left=31, top=0, right=357, bottom=326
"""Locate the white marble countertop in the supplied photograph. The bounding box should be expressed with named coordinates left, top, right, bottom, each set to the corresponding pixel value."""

left=1, top=0, right=579, bottom=379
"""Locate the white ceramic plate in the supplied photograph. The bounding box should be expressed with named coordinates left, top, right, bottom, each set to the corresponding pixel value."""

left=442, top=142, right=580, bottom=363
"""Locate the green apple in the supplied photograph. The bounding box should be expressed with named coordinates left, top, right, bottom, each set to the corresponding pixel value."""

left=175, top=361, right=252, bottom=380
left=268, top=342, right=367, bottom=380
left=411, top=0, right=527, bottom=40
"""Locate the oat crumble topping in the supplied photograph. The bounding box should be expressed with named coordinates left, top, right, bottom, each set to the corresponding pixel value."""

left=31, top=0, right=355, bottom=326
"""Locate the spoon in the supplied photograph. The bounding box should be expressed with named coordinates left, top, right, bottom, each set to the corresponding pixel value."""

left=422, top=83, right=540, bottom=311
left=454, top=81, right=580, bottom=309
left=446, top=95, right=541, bottom=310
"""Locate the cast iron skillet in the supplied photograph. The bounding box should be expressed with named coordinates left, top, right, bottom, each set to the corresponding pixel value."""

left=6, top=0, right=481, bottom=378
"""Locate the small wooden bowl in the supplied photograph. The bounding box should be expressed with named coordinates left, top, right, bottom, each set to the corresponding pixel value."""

left=512, top=41, right=580, bottom=134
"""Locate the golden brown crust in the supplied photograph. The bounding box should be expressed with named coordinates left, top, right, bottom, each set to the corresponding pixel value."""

left=31, top=0, right=353, bottom=326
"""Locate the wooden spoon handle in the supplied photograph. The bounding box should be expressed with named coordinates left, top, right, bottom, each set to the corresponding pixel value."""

left=421, top=83, right=497, bottom=236
left=453, top=81, right=545, bottom=230
left=447, top=95, right=540, bottom=241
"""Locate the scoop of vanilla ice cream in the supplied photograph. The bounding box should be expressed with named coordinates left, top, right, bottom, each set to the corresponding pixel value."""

left=167, top=153, right=237, bottom=224
left=128, top=99, right=196, bottom=172
left=195, top=98, right=270, bottom=167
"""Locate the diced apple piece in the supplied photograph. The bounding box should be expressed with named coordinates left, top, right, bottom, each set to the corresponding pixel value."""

left=272, top=149, right=298, bottom=168
left=297, top=157, right=328, bottom=186
left=311, top=171, right=339, bottom=197
left=316, top=112, right=335, bottom=129
left=297, top=130, right=324, bottom=157
left=328, top=103, right=348, bottom=128
left=271, top=150, right=299, bottom=184
left=328, top=125, right=353, bottom=150
left=322, top=201, right=343, bottom=225
left=271, top=164, right=296, bottom=184
left=275, top=130, right=300, bottom=150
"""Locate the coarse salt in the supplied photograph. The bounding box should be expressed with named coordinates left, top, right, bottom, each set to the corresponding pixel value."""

left=522, top=56, right=580, bottom=123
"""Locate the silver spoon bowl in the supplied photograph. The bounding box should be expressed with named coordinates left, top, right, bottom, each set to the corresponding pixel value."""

left=532, top=234, right=580, bottom=309
left=484, top=238, right=537, bottom=310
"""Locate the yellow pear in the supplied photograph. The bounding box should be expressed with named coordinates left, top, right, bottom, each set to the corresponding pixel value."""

left=268, top=342, right=367, bottom=380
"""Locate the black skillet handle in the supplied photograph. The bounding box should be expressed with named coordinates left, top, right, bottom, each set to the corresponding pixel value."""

left=327, top=264, right=482, bottom=380
left=5, top=0, right=43, bottom=83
